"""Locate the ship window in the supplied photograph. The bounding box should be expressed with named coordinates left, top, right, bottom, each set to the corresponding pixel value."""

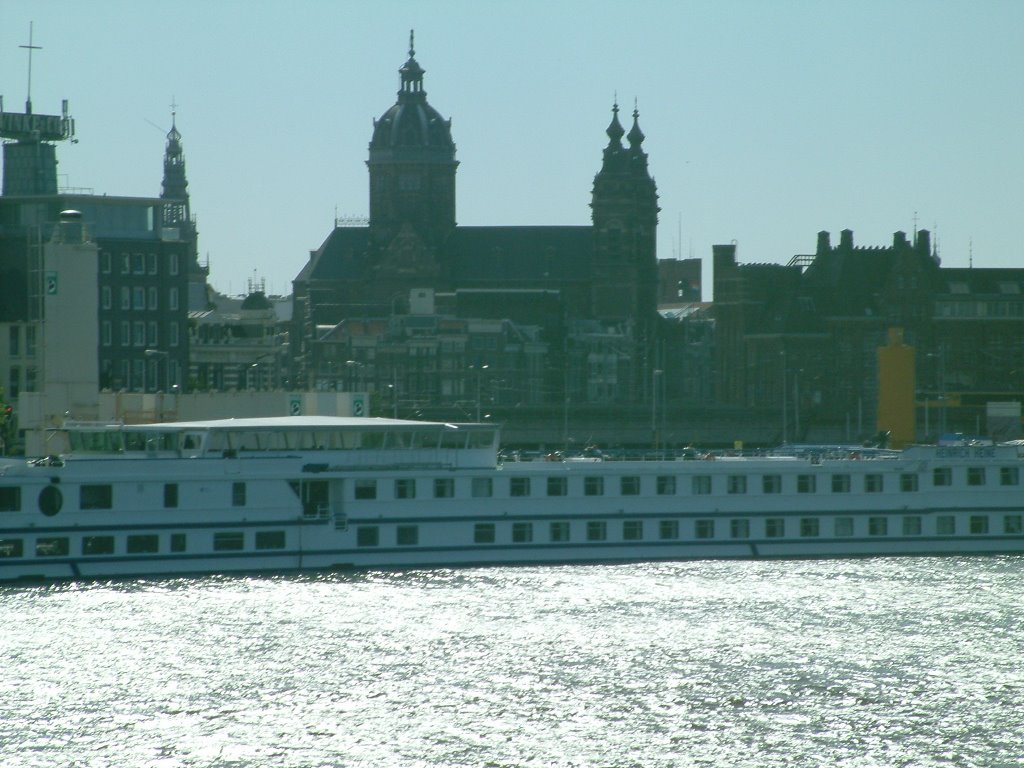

left=727, top=475, right=746, bottom=494
left=797, top=474, right=816, bottom=493
left=967, top=467, right=986, bottom=486
left=474, top=523, right=496, bottom=543
left=730, top=519, right=750, bottom=539
left=550, top=522, right=570, bottom=542
left=127, top=534, right=160, bottom=554
left=762, top=475, right=781, bottom=494
left=255, top=531, right=286, bottom=550
left=831, top=474, right=851, bottom=493
left=0, top=538, right=24, bottom=558
left=656, top=476, right=676, bottom=495
left=232, top=482, right=247, bottom=506
left=620, top=476, right=640, bottom=496
left=936, top=515, right=956, bottom=535
left=695, top=520, right=715, bottom=539
left=512, top=522, right=533, bottom=543
left=765, top=519, right=785, bottom=538
left=865, top=474, right=883, bottom=493
left=510, top=478, right=531, bottom=497
left=969, top=515, right=989, bottom=534
left=586, top=521, right=607, bottom=541
left=584, top=476, right=604, bottom=496
left=800, top=518, right=820, bottom=537
left=900, top=473, right=919, bottom=492
left=394, top=479, right=416, bottom=499
left=1003, top=514, right=1022, bottom=534
left=0, top=486, right=21, bottom=512
left=396, top=525, right=419, bottom=546
left=659, top=520, right=679, bottom=540
left=164, top=483, right=179, bottom=508
left=213, top=531, right=244, bottom=551
left=623, top=521, right=643, bottom=541
left=434, top=478, right=455, bottom=498
left=692, top=475, right=712, bottom=495
left=902, top=516, right=922, bottom=536
left=170, top=534, right=186, bottom=552
left=356, top=526, right=379, bottom=547
left=36, top=537, right=69, bottom=556
left=472, top=478, right=493, bottom=498
left=868, top=517, right=889, bottom=536
left=80, top=536, right=114, bottom=557
left=834, top=517, right=854, bottom=537
left=1000, top=467, right=1020, bottom=486
left=354, top=480, right=377, bottom=500
left=547, top=477, right=568, bottom=497
left=933, top=467, right=952, bottom=487
left=80, top=484, right=113, bottom=510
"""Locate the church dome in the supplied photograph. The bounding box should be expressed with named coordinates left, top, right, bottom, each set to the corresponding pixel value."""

left=370, top=31, right=454, bottom=153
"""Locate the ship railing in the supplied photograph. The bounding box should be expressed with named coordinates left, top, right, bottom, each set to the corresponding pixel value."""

left=303, top=503, right=330, bottom=522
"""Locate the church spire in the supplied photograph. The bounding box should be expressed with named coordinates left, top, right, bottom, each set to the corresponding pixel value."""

left=627, top=101, right=645, bottom=149
left=160, top=104, right=191, bottom=229
left=606, top=99, right=625, bottom=146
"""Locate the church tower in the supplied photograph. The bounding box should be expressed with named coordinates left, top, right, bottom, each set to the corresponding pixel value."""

left=160, top=110, right=193, bottom=235
left=590, top=101, right=659, bottom=324
left=367, top=31, right=458, bottom=272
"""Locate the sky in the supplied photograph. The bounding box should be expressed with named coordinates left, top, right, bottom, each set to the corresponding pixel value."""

left=2, top=0, right=1023, bottom=299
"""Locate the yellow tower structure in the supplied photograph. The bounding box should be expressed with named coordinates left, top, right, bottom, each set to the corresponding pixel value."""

left=877, top=327, right=915, bottom=448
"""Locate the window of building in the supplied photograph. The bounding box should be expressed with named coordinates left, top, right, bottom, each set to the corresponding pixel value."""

left=8, top=326, right=19, bottom=357
left=127, top=535, right=160, bottom=554
left=727, top=475, right=747, bottom=494
left=101, top=252, right=112, bottom=274
left=868, top=517, right=889, bottom=536
left=797, top=474, right=816, bottom=493
left=587, top=521, right=607, bottom=541
left=395, top=478, right=416, bottom=499
left=762, top=475, right=782, bottom=494
left=692, top=475, right=712, bottom=495
left=970, top=515, right=989, bottom=535
left=434, top=478, right=455, bottom=498
left=82, top=536, right=115, bottom=555
left=8, top=367, right=19, bottom=398
left=967, top=467, right=986, bottom=487
left=133, top=321, right=145, bottom=347
left=474, top=523, right=496, bottom=543
left=24, top=326, right=35, bottom=357
left=730, top=519, right=750, bottom=539
left=694, top=519, right=715, bottom=539
left=354, top=480, right=377, bottom=500
left=623, top=521, right=643, bottom=541
left=832, top=474, right=851, bottom=493
left=833, top=517, right=854, bottom=537
left=132, top=253, right=145, bottom=274
left=164, top=483, right=178, bottom=508
left=900, top=473, right=919, bottom=492
left=865, top=474, right=883, bottom=493
left=547, top=477, right=568, bottom=497
left=656, top=476, right=676, bottom=495
left=168, top=253, right=180, bottom=275
left=169, top=323, right=180, bottom=347
left=101, top=285, right=112, bottom=310
left=120, top=321, right=130, bottom=347
left=659, top=520, right=679, bottom=540
left=584, top=476, right=604, bottom=496
left=472, top=477, right=492, bottom=498
left=148, top=286, right=158, bottom=310
left=356, top=526, right=379, bottom=547
left=933, top=467, right=952, bottom=487
left=101, top=321, right=112, bottom=347
left=231, top=482, right=247, bottom=507
left=211, top=531, right=244, bottom=551
left=1003, top=515, right=1022, bottom=534
left=620, top=476, right=640, bottom=496
left=800, top=518, right=820, bottom=537
left=765, top=518, right=785, bottom=538
left=396, top=525, right=419, bottom=546
left=120, top=286, right=131, bottom=310
left=169, top=287, right=179, bottom=310
left=512, top=522, right=533, bottom=543
left=148, top=322, right=158, bottom=347
left=1000, top=467, right=1020, bottom=486
left=147, top=253, right=158, bottom=275
left=0, top=487, right=21, bottom=512
left=170, top=533, right=186, bottom=552
left=550, top=522, right=570, bottom=542
left=902, top=516, right=922, bottom=536
left=510, top=477, right=531, bottom=497
left=936, top=515, right=956, bottom=535
left=80, top=484, right=113, bottom=510
left=0, top=539, right=24, bottom=558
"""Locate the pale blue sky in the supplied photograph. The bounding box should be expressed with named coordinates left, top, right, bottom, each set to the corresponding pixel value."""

left=3, top=0, right=1022, bottom=297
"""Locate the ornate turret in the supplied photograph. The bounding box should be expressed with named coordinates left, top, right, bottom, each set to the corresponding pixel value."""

left=367, top=31, right=458, bottom=252
left=160, top=111, right=192, bottom=231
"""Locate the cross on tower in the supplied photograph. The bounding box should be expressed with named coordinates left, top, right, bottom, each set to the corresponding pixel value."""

left=20, top=22, right=42, bottom=114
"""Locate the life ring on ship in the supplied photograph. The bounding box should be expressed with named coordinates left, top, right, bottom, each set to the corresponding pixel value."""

left=39, top=485, right=63, bottom=517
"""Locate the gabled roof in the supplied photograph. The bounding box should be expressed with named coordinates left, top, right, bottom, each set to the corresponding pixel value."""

left=448, top=225, right=592, bottom=281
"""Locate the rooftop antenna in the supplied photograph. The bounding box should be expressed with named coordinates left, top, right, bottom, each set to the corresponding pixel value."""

left=912, top=210, right=918, bottom=244
left=20, top=21, right=42, bottom=114
left=969, top=237, right=973, bottom=269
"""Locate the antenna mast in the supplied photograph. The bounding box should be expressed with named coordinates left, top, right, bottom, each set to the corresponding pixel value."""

left=20, top=22, right=42, bottom=114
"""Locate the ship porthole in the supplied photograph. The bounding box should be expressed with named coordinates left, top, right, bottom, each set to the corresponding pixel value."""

left=39, top=486, right=63, bottom=517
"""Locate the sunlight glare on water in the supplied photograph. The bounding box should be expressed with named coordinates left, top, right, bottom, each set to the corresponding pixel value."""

left=2, top=558, right=1023, bottom=767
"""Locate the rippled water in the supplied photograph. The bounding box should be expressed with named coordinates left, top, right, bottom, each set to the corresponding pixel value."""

left=2, top=558, right=1023, bottom=767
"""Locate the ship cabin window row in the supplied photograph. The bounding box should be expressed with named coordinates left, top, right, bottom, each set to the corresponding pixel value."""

left=0, top=530, right=287, bottom=559
left=348, top=512, right=1024, bottom=549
